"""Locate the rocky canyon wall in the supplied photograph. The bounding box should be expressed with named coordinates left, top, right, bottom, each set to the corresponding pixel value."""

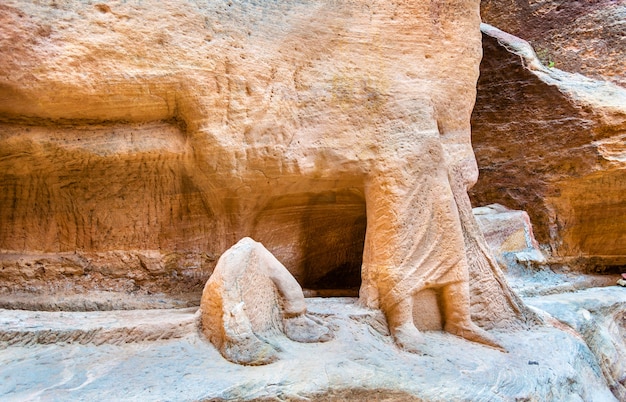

left=480, top=0, right=626, bottom=87
left=471, top=13, right=626, bottom=271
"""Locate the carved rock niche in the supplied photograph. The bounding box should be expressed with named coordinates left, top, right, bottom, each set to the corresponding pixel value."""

left=252, top=189, right=366, bottom=296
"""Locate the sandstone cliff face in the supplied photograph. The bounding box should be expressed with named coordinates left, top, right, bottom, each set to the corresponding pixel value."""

left=476, top=3, right=626, bottom=270
left=470, top=24, right=626, bottom=271
left=480, top=0, right=626, bottom=87
left=0, top=0, right=533, bottom=328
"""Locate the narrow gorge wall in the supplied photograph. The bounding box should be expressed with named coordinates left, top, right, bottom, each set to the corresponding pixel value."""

left=480, top=0, right=626, bottom=87
left=470, top=23, right=626, bottom=271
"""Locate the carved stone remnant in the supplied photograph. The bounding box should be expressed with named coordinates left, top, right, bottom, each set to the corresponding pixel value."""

left=0, top=0, right=533, bottom=356
left=199, top=237, right=332, bottom=365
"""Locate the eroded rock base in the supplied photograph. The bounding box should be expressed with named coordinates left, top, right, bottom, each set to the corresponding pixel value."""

left=0, top=297, right=619, bottom=401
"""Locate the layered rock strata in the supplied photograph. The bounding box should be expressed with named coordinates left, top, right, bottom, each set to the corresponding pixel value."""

left=473, top=204, right=546, bottom=270
left=480, top=0, right=626, bottom=87
left=470, top=24, right=626, bottom=272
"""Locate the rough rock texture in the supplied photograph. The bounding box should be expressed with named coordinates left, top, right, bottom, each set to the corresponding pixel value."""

left=506, top=264, right=621, bottom=300
left=473, top=204, right=545, bottom=270
left=0, top=307, right=197, bottom=346
left=200, top=237, right=331, bottom=365
left=470, top=24, right=626, bottom=272
left=0, top=1, right=533, bottom=331
left=480, top=0, right=626, bottom=87
left=0, top=290, right=197, bottom=311
left=0, top=297, right=618, bottom=401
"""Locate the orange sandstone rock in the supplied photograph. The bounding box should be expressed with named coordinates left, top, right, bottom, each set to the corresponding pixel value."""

left=200, top=237, right=332, bottom=365
left=0, top=1, right=533, bottom=343
left=471, top=24, right=626, bottom=272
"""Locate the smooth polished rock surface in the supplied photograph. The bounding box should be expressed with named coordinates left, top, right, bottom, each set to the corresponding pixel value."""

left=526, top=287, right=626, bottom=401
left=0, top=297, right=617, bottom=401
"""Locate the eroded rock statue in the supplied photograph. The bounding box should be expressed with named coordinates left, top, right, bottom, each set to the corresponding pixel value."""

left=360, top=144, right=505, bottom=352
left=0, top=1, right=532, bottom=353
left=200, top=237, right=331, bottom=365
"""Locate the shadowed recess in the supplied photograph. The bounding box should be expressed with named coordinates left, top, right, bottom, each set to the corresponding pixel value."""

left=252, top=189, right=366, bottom=295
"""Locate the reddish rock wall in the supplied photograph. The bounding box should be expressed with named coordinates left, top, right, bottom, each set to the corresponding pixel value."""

left=470, top=24, right=626, bottom=271
left=480, top=0, right=626, bottom=87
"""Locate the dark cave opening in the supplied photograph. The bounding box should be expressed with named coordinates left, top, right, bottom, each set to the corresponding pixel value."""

left=301, top=211, right=366, bottom=297
left=254, top=189, right=366, bottom=297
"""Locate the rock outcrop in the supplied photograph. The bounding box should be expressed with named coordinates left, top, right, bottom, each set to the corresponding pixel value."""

left=470, top=24, right=626, bottom=272
left=480, top=0, right=626, bottom=87
left=0, top=1, right=533, bottom=332
left=473, top=204, right=546, bottom=270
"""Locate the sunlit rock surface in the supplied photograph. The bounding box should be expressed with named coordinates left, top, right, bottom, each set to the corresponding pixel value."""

left=200, top=238, right=332, bottom=366
left=473, top=204, right=546, bottom=270
left=526, top=287, right=626, bottom=401
left=0, top=295, right=618, bottom=401
left=0, top=1, right=623, bottom=400
left=0, top=1, right=531, bottom=329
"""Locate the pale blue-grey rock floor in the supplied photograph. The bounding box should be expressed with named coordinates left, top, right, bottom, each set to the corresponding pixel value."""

left=1, top=291, right=622, bottom=401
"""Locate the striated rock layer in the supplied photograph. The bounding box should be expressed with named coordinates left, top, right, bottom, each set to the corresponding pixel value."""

left=470, top=24, right=626, bottom=272
left=473, top=204, right=546, bottom=271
